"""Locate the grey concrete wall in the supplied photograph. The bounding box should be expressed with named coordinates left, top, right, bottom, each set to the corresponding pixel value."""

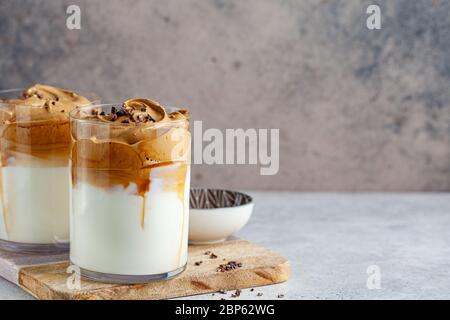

left=1, top=0, right=450, bottom=191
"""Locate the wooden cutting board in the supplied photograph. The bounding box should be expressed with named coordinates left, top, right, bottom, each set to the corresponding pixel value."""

left=0, top=239, right=289, bottom=300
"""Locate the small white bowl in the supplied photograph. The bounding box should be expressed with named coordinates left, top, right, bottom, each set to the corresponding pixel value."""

left=189, top=188, right=254, bottom=245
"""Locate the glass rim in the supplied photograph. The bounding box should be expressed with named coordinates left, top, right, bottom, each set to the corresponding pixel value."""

left=69, top=103, right=190, bottom=127
left=0, top=88, right=100, bottom=109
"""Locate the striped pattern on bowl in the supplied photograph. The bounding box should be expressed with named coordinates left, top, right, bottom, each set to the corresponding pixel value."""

left=190, top=188, right=253, bottom=209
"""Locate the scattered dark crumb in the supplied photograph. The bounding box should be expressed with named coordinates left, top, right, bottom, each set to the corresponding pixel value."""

left=277, top=294, right=285, bottom=298
left=223, top=258, right=226, bottom=261
left=52, top=101, right=56, bottom=105
left=211, top=293, right=215, bottom=296
left=250, top=288, right=255, bottom=292
left=204, top=251, right=211, bottom=255
left=100, top=111, right=105, bottom=116
left=220, top=298, right=226, bottom=300
left=231, top=289, right=241, bottom=298
left=60, top=110, right=65, bottom=112
left=216, top=261, right=242, bottom=272
left=257, top=293, right=263, bottom=297
left=209, top=253, right=218, bottom=259
left=194, top=261, right=203, bottom=266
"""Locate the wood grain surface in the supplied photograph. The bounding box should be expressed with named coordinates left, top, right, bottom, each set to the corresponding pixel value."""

left=16, top=240, right=289, bottom=300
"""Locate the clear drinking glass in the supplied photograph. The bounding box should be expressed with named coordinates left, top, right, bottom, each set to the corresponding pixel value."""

left=69, top=104, right=191, bottom=283
left=0, top=88, right=97, bottom=253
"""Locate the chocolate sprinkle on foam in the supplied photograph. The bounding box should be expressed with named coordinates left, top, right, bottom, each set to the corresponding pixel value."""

left=77, top=98, right=189, bottom=125
left=216, top=261, right=242, bottom=272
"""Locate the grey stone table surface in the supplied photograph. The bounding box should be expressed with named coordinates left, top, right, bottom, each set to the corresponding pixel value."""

left=1, top=192, right=450, bottom=300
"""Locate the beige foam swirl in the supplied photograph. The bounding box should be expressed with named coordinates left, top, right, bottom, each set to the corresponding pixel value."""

left=71, top=98, right=191, bottom=196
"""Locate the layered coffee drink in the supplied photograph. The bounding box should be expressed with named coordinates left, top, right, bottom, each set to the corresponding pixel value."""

left=70, top=99, right=191, bottom=282
left=0, top=84, right=93, bottom=252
